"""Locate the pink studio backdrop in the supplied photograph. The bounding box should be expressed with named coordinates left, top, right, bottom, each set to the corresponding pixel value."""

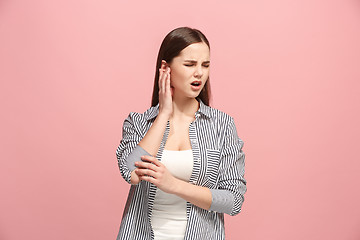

left=1, top=0, right=360, bottom=239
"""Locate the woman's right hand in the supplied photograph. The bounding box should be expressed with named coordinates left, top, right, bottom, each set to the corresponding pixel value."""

left=158, top=60, right=173, bottom=117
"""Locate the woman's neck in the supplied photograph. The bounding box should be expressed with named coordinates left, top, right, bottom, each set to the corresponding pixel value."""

left=170, top=98, right=199, bottom=120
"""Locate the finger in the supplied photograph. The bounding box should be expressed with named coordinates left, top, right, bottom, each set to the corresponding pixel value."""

left=161, top=68, right=168, bottom=94
left=141, top=155, right=162, bottom=167
left=158, top=68, right=163, bottom=91
left=159, top=62, right=166, bottom=91
left=135, top=168, right=157, bottom=178
left=140, top=155, right=159, bottom=165
left=140, top=175, right=158, bottom=185
left=135, top=161, right=158, bottom=171
left=165, top=69, right=171, bottom=95
left=170, top=86, right=174, bottom=96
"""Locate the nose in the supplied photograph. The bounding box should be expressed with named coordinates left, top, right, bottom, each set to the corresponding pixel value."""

left=194, top=65, right=203, bottom=78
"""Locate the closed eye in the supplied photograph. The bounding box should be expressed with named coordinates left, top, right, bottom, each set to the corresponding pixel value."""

left=184, top=64, right=210, bottom=67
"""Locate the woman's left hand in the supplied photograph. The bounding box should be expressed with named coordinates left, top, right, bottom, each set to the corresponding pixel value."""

left=135, top=155, right=179, bottom=194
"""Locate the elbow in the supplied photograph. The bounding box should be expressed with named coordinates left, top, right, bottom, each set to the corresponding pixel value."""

left=116, top=145, right=151, bottom=184
left=119, top=164, right=132, bottom=184
left=116, top=151, right=133, bottom=184
left=230, top=183, right=247, bottom=216
left=229, top=194, right=245, bottom=216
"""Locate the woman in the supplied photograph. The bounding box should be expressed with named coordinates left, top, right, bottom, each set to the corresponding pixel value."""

left=116, top=27, right=246, bottom=240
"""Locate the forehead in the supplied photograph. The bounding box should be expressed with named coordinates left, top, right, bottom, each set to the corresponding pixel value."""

left=177, top=42, right=210, bottom=60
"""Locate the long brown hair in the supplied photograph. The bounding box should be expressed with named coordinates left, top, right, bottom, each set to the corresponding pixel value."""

left=151, top=27, right=211, bottom=107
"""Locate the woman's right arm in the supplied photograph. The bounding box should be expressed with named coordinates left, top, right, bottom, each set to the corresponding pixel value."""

left=120, top=63, right=172, bottom=184
left=138, top=61, right=172, bottom=154
left=132, top=64, right=172, bottom=182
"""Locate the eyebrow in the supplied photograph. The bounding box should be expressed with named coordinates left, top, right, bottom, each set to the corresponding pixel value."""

left=184, top=60, right=210, bottom=64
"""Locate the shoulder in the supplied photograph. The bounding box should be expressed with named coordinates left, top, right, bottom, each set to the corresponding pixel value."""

left=125, top=104, right=159, bottom=123
left=202, top=104, right=241, bottom=139
left=122, top=105, right=158, bottom=136
left=204, top=104, right=235, bottom=125
left=205, top=106, right=244, bottom=149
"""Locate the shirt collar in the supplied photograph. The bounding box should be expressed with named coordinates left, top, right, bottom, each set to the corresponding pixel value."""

left=144, top=98, right=212, bottom=121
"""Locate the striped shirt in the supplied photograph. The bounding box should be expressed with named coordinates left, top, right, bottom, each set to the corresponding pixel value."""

left=116, top=99, right=247, bottom=240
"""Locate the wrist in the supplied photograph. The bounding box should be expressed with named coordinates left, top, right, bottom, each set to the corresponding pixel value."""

left=171, top=178, right=186, bottom=195
left=157, top=112, right=171, bottom=121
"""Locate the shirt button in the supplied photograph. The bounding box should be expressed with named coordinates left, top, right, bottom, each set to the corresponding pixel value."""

left=196, top=158, right=200, bottom=162
left=191, top=139, right=198, bottom=144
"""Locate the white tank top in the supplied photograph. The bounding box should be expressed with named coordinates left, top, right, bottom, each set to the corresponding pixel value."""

left=151, top=149, right=194, bottom=240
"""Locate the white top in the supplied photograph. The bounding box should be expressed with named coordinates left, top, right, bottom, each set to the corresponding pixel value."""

left=151, top=149, right=194, bottom=240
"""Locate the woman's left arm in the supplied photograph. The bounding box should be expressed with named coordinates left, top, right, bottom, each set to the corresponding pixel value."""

left=208, top=117, right=247, bottom=216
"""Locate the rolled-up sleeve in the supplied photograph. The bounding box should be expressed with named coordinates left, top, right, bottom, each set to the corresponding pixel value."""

left=116, top=113, right=151, bottom=184
left=209, top=118, right=247, bottom=216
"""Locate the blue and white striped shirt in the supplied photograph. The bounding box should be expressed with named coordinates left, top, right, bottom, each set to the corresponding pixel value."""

left=116, top=99, right=247, bottom=240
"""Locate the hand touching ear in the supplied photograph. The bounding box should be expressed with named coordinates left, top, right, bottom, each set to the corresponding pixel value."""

left=158, top=60, right=173, bottom=117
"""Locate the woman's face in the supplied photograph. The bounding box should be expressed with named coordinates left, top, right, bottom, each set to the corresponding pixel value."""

left=167, top=42, right=210, bottom=99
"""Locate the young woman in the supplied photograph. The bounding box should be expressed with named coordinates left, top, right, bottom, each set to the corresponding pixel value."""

left=116, top=27, right=247, bottom=240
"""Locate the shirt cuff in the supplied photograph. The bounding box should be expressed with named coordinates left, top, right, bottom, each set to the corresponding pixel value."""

left=209, top=189, right=234, bottom=214
left=126, top=145, right=152, bottom=172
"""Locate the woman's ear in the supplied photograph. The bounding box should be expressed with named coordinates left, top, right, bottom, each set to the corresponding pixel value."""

left=161, top=60, right=168, bottom=69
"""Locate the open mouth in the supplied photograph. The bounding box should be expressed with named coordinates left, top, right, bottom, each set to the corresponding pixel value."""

left=191, top=81, right=202, bottom=86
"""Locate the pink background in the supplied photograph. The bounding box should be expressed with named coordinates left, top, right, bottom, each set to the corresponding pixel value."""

left=1, top=0, right=360, bottom=239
